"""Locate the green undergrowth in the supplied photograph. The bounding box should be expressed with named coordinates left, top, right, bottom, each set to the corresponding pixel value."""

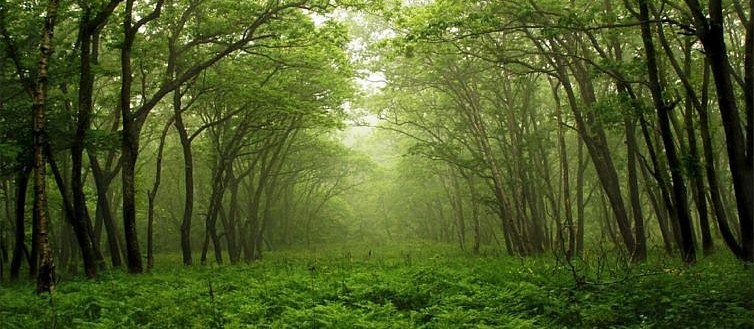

left=1, top=244, right=752, bottom=328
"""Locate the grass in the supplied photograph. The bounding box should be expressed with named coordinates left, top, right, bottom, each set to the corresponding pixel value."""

left=1, top=243, right=753, bottom=328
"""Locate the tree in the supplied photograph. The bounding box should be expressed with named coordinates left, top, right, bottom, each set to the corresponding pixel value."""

left=682, top=0, right=753, bottom=262
left=31, top=0, right=60, bottom=294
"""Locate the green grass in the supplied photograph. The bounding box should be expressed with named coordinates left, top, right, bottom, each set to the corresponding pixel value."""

left=1, top=243, right=753, bottom=328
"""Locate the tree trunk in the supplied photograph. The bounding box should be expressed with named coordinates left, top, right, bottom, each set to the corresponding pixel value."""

left=203, top=157, right=230, bottom=265
left=559, top=61, right=636, bottom=254
left=58, top=207, right=74, bottom=273
left=602, top=11, right=647, bottom=261
left=444, top=170, right=465, bottom=251
left=684, top=0, right=753, bottom=261
left=575, top=139, right=585, bottom=257
left=120, top=123, right=142, bottom=273
left=698, top=64, right=743, bottom=257
left=10, top=167, right=31, bottom=280
left=146, top=112, right=172, bottom=270
left=463, top=173, right=481, bottom=255
left=654, top=9, right=741, bottom=258
left=1, top=180, right=10, bottom=279
left=220, top=168, right=240, bottom=264
left=600, top=191, right=619, bottom=246
left=120, top=0, right=142, bottom=273
left=173, top=78, right=194, bottom=265
left=88, top=152, right=123, bottom=267
left=222, top=189, right=240, bottom=264
left=71, top=6, right=99, bottom=278
left=684, top=93, right=714, bottom=255
left=174, top=87, right=195, bottom=266
left=552, top=81, right=575, bottom=260
left=32, top=0, right=59, bottom=293
left=530, top=31, right=637, bottom=255
left=639, top=0, right=696, bottom=263
left=625, top=118, right=647, bottom=262
left=639, top=158, right=673, bottom=255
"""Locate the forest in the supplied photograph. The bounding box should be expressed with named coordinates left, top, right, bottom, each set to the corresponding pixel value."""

left=0, top=0, right=752, bottom=327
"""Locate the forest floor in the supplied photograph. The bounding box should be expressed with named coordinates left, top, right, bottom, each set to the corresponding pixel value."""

left=1, top=243, right=753, bottom=328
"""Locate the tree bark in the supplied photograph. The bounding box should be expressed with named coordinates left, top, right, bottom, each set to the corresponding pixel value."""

left=32, top=0, right=60, bottom=293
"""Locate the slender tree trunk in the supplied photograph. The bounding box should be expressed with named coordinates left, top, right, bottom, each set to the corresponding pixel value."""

left=58, top=207, right=73, bottom=272
left=30, top=185, right=38, bottom=278
left=174, top=88, right=195, bottom=266
left=552, top=81, right=575, bottom=260
left=685, top=97, right=714, bottom=255
left=146, top=114, right=172, bottom=270
left=202, top=157, right=230, bottom=265
left=444, top=170, right=465, bottom=251
left=10, top=167, right=30, bottom=280
left=200, top=229, right=210, bottom=264
left=698, top=64, right=743, bottom=257
left=256, top=184, right=276, bottom=260
left=118, top=0, right=165, bottom=274
left=600, top=191, right=619, bottom=246
left=223, top=185, right=240, bottom=263
left=120, top=109, right=141, bottom=272
left=120, top=0, right=142, bottom=273
left=71, top=7, right=99, bottom=278
left=575, top=139, right=585, bottom=256
left=32, top=0, right=60, bottom=293
left=559, top=61, right=636, bottom=254
left=88, top=152, right=123, bottom=267
left=639, top=158, right=673, bottom=255
left=602, top=9, right=647, bottom=261
left=639, top=0, right=696, bottom=263
left=625, top=118, right=647, bottom=262
left=0, top=180, right=9, bottom=279
left=463, top=173, right=481, bottom=255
